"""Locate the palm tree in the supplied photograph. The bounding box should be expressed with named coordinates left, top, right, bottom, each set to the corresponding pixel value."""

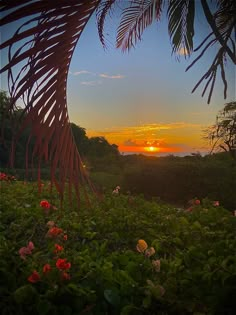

left=0, top=0, right=235, bottom=204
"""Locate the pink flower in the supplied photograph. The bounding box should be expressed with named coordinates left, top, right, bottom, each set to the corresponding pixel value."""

left=186, top=206, right=193, bottom=212
left=27, top=241, right=34, bottom=251
left=194, top=199, right=200, bottom=205
left=18, top=242, right=34, bottom=259
left=213, top=201, right=219, bottom=206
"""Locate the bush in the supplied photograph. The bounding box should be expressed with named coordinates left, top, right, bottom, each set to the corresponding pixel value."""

left=0, top=180, right=236, bottom=314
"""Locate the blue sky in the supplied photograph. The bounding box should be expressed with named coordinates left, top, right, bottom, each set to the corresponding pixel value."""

left=1, top=2, right=235, bottom=155
left=66, top=4, right=235, bottom=154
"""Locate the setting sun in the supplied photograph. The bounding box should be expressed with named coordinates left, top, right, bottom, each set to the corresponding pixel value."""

left=144, top=146, right=159, bottom=153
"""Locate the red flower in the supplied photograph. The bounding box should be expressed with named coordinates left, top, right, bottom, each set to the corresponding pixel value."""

left=43, top=264, right=51, bottom=274
left=54, top=244, right=64, bottom=253
left=62, top=272, right=71, bottom=280
left=63, top=234, right=68, bottom=241
left=194, top=199, right=200, bottom=205
left=56, top=258, right=71, bottom=270
left=186, top=206, right=193, bottom=212
left=48, top=227, right=63, bottom=237
left=40, top=200, right=51, bottom=208
left=28, top=270, right=40, bottom=283
left=213, top=201, right=219, bottom=206
left=0, top=172, right=8, bottom=181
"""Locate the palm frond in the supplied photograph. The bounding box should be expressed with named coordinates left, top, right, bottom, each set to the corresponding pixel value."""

left=186, top=0, right=236, bottom=103
left=96, top=0, right=117, bottom=48
left=167, top=0, right=195, bottom=57
left=0, top=0, right=100, bottom=205
left=116, top=0, right=163, bottom=51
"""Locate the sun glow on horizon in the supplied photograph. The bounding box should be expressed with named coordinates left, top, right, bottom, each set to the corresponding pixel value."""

left=144, top=146, right=159, bottom=153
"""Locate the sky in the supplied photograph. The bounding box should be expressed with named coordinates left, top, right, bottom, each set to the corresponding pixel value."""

left=1, top=2, right=235, bottom=156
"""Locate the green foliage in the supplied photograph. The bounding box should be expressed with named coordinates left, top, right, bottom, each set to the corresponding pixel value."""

left=121, top=154, right=236, bottom=210
left=0, top=180, right=236, bottom=314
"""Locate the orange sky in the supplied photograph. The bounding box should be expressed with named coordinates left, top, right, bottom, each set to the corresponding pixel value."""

left=87, top=122, right=209, bottom=155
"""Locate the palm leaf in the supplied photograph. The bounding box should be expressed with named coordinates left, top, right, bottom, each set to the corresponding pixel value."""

left=0, top=0, right=100, bottom=205
left=96, top=0, right=117, bottom=48
left=116, top=0, right=163, bottom=51
left=167, top=0, right=195, bottom=56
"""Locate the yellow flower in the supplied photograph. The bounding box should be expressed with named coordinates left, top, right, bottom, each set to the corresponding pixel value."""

left=145, top=247, right=155, bottom=257
left=136, top=239, right=148, bottom=253
left=152, top=259, right=161, bottom=272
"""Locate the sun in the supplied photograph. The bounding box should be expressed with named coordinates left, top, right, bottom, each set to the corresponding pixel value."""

left=144, top=146, right=159, bottom=153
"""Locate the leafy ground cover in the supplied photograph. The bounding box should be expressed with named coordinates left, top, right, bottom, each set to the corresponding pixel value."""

left=0, top=177, right=236, bottom=315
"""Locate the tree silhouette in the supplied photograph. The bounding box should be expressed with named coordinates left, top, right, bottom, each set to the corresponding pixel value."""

left=204, top=102, right=236, bottom=160
left=0, top=0, right=235, bottom=203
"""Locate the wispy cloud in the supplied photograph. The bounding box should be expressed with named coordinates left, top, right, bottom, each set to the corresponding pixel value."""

left=99, top=73, right=125, bottom=79
left=80, top=80, right=102, bottom=86
left=69, top=70, right=94, bottom=76
left=69, top=70, right=125, bottom=80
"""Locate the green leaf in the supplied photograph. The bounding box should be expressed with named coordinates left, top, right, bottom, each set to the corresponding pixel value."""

left=104, top=288, right=120, bottom=306
left=36, top=299, right=52, bottom=315
left=14, top=285, right=38, bottom=304
left=121, top=304, right=138, bottom=315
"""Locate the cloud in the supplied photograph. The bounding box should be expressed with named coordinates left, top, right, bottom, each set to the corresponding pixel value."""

left=69, top=70, right=125, bottom=80
left=80, top=80, right=102, bottom=86
left=123, top=139, right=139, bottom=146
left=69, top=70, right=94, bottom=76
left=99, top=73, right=125, bottom=79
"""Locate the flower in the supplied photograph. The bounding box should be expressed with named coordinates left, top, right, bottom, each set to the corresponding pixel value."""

left=112, top=188, right=119, bottom=194
left=152, top=259, right=161, bottom=272
left=46, top=220, right=55, bottom=228
left=62, top=272, right=70, bottom=280
left=56, top=258, right=71, bottom=270
left=194, top=199, right=200, bottom=205
left=63, top=234, right=68, bottom=241
left=40, top=200, right=51, bottom=208
left=186, top=206, right=193, bottom=212
left=145, top=247, right=155, bottom=257
left=47, top=227, right=63, bottom=238
left=136, top=239, right=148, bottom=253
left=0, top=172, right=7, bottom=181
left=18, top=241, right=34, bottom=259
left=213, top=201, right=219, bottom=206
left=27, top=241, right=34, bottom=251
left=54, top=244, right=64, bottom=253
left=28, top=270, right=40, bottom=283
left=43, top=264, right=51, bottom=274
